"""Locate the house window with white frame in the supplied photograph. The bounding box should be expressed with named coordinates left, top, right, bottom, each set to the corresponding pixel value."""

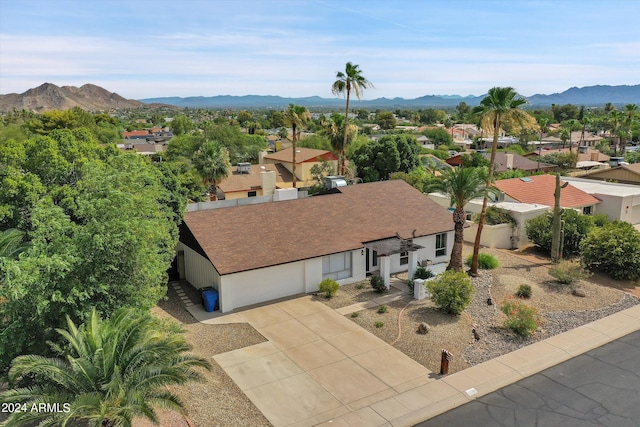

left=322, top=252, right=352, bottom=280
left=435, top=233, right=447, bottom=257
left=400, top=252, right=408, bottom=265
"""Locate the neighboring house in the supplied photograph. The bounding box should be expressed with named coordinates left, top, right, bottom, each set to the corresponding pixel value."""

left=217, top=163, right=294, bottom=200
left=560, top=176, right=640, bottom=229
left=178, top=180, right=454, bottom=313
left=445, top=152, right=557, bottom=173
left=525, top=147, right=610, bottom=166
left=540, top=131, right=604, bottom=147
left=262, top=147, right=338, bottom=186
left=493, top=174, right=600, bottom=215
left=578, top=163, right=640, bottom=185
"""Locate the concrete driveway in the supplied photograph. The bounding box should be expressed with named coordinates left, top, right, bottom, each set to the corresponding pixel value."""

left=207, top=296, right=434, bottom=427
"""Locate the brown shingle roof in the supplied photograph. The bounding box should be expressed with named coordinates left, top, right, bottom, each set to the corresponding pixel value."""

left=493, top=174, right=600, bottom=208
left=485, top=152, right=557, bottom=172
left=183, top=180, right=454, bottom=275
left=263, top=147, right=338, bottom=164
left=218, top=164, right=293, bottom=194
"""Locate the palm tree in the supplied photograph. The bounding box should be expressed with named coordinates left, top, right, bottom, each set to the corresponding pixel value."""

left=320, top=113, right=358, bottom=160
left=192, top=140, right=231, bottom=200
left=610, top=110, right=625, bottom=155
left=580, top=116, right=592, bottom=146
left=427, top=167, right=495, bottom=271
left=469, top=87, right=537, bottom=275
left=283, top=104, right=311, bottom=188
left=565, top=119, right=581, bottom=152
left=560, top=127, right=570, bottom=150
left=0, top=228, right=29, bottom=260
left=332, top=62, right=373, bottom=175
left=0, top=308, right=210, bottom=427
left=536, top=117, right=549, bottom=170
left=623, top=104, right=638, bottom=149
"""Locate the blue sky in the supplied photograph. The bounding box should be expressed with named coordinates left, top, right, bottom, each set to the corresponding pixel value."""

left=0, top=0, right=638, bottom=100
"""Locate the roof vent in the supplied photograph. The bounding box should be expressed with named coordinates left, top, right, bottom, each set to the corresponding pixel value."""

left=325, top=175, right=347, bottom=190
left=520, top=177, right=532, bottom=182
left=578, top=146, right=588, bottom=154
left=237, top=162, right=251, bottom=174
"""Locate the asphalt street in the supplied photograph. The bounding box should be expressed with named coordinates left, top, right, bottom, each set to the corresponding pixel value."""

left=417, top=329, right=640, bottom=427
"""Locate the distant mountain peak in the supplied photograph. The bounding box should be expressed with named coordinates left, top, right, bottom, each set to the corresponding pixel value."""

left=0, top=83, right=144, bottom=112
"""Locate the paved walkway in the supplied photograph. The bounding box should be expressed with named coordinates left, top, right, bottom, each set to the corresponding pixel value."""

left=418, top=329, right=640, bottom=426
left=202, top=294, right=640, bottom=426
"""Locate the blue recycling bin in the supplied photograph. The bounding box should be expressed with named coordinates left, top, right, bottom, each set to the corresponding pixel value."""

left=201, top=288, right=219, bottom=312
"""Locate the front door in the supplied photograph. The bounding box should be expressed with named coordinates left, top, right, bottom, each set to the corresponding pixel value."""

left=366, top=248, right=379, bottom=273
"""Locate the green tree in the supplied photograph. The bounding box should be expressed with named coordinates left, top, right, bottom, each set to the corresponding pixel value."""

left=192, top=141, right=231, bottom=198
left=376, top=111, right=397, bottom=130
left=470, top=87, right=537, bottom=275
left=283, top=104, right=311, bottom=188
left=0, top=308, right=210, bottom=427
left=351, top=135, right=420, bottom=182
left=455, top=101, right=471, bottom=121
left=298, top=134, right=332, bottom=151
left=170, top=114, right=194, bottom=136
left=236, top=110, right=253, bottom=127
left=332, top=62, right=373, bottom=174
left=427, top=167, right=494, bottom=271
left=581, top=221, right=640, bottom=281
left=426, top=270, right=475, bottom=315
left=526, top=209, right=594, bottom=256
left=0, top=229, right=29, bottom=261
left=320, top=113, right=358, bottom=166
left=423, top=127, right=453, bottom=145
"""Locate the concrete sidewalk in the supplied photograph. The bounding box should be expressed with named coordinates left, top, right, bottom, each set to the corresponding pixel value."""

left=204, top=294, right=640, bottom=426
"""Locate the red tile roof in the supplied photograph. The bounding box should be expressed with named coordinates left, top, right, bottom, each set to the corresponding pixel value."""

left=493, top=174, right=600, bottom=208
left=263, top=147, right=338, bottom=164
left=183, top=180, right=454, bottom=275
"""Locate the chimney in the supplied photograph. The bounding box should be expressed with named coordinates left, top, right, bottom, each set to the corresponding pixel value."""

left=258, top=150, right=268, bottom=164
left=506, top=153, right=514, bottom=170
left=590, top=152, right=599, bottom=161
left=261, top=170, right=276, bottom=196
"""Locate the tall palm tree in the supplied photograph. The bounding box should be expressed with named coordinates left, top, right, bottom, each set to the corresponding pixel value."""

left=192, top=140, right=231, bottom=199
left=283, top=104, right=311, bottom=188
left=0, top=308, right=210, bottom=427
left=537, top=117, right=549, bottom=170
left=565, top=119, right=581, bottom=152
left=623, top=104, right=638, bottom=149
left=610, top=110, right=625, bottom=155
left=560, top=127, right=570, bottom=150
left=580, top=116, right=592, bottom=146
left=469, top=87, right=537, bottom=275
left=427, top=167, right=495, bottom=271
left=331, top=62, right=373, bottom=175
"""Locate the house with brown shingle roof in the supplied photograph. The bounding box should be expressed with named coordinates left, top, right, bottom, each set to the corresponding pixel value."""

left=216, top=164, right=294, bottom=200
left=446, top=152, right=557, bottom=173
left=262, top=147, right=338, bottom=186
left=493, top=174, right=600, bottom=214
left=177, top=180, right=454, bottom=313
left=578, top=163, right=640, bottom=185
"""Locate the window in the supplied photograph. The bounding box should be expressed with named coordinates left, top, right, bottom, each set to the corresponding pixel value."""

left=400, top=252, right=408, bottom=265
left=248, top=191, right=257, bottom=197
left=583, top=206, right=593, bottom=215
left=436, top=233, right=447, bottom=257
left=372, top=250, right=378, bottom=267
left=322, top=252, right=352, bottom=280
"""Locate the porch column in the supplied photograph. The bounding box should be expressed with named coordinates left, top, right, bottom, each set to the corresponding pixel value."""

left=380, top=256, right=391, bottom=289
left=408, top=251, right=417, bottom=280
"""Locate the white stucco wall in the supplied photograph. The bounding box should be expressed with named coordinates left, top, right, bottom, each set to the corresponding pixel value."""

left=180, top=244, right=219, bottom=290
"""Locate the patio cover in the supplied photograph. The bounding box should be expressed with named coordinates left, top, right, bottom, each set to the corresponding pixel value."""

left=364, top=237, right=424, bottom=256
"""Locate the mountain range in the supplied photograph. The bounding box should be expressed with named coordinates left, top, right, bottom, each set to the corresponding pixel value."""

left=1, top=83, right=639, bottom=112
left=140, top=85, right=640, bottom=109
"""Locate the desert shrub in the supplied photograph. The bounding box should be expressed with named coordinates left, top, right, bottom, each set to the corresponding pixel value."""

left=355, top=282, right=366, bottom=290
left=426, top=270, right=475, bottom=315
left=548, top=260, right=592, bottom=284
left=318, top=278, right=339, bottom=298
left=477, top=206, right=518, bottom=227
left=413, top=267, right=434, bottom=280
left=370, top=275, right=387, bottom=293
left=592, top=213, right=610, bottom=227
left=407, top=279, right=415, bottom=294
left=516, top=284, right=532, bottom=299
left=377, top=305, right=388, bottom=314
left=350, top=312, right=359, bottom=318
left=525, top=210, right=594, bottom=256
left=581, top=221, right=640, bottom=280
left=375, top=321, right=384, bottom=328
left=465, top=253, right=499, bottom=270
left=500, top=297, right=539, bottom=337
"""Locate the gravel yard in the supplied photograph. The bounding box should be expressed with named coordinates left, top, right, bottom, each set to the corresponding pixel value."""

left=145, top=244, right=640, bottom=427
